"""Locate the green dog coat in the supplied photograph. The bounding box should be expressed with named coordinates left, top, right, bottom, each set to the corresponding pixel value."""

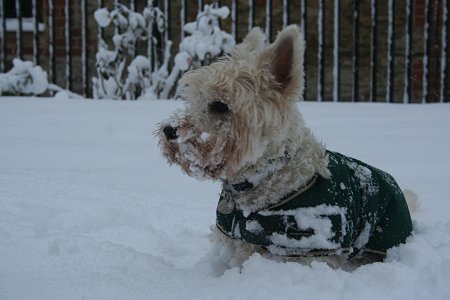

left=216, top=151, right=413, bottom=258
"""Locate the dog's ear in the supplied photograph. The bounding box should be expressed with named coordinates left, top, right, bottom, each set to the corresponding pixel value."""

left=240, top=27, right=266, bottom=53
left=259, top=25, right=305, bottom=100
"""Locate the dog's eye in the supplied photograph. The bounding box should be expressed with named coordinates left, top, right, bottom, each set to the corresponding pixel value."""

left=209, top=101, right=230, bottom=114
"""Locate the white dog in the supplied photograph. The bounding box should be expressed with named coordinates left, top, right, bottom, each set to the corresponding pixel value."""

left=158, top=25, right=413, bottom=269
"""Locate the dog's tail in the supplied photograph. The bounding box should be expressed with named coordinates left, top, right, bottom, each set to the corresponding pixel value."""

left=403, top=189, right=421, bottom=214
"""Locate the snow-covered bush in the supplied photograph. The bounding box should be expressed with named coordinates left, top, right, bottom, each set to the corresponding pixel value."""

left=92, top=2, right=176, bottom=100
left=0, top=59, right=48, bottom=95
left=177, top=4, right=235, bottom=70
left=92, top=2, right=235, bottom=100
left=0, top=59, right=83, bottom=98
left=158, top=3, right=235, bottom=99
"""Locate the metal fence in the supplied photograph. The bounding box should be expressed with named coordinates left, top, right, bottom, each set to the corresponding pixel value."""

left=0, top=0, right=449, bottom=102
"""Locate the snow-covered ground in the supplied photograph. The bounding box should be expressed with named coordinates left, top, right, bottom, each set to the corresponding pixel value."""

left=1, top=97, right=450, bottom=300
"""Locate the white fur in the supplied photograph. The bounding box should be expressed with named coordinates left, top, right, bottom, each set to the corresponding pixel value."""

left=157, top=26, right=348, bottom=269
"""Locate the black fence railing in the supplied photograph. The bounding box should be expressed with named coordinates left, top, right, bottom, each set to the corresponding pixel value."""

left=0, top=0, right=448, bottom=102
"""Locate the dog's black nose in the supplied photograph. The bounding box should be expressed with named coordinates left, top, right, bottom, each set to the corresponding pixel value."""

left=163, top=126, right=178, bottom=140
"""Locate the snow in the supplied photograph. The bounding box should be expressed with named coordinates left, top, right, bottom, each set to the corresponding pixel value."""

left=1, top=98, right=450, bottom=299
left=0, top=59, right=48, bottom=95
left=174, top=51, right=192, bottom=72
left=262, top=205, right=347, bottom=252
left=179, top=4, right=234, bottom=63
left=4, top=18, right=46, bottom=32
left=93, top=3, right=171, bottom=100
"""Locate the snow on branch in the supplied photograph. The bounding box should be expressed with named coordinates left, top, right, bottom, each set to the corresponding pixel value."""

left=177, top=4, right=235, bottom=70
left=92, top=2, right=235, bottom=100
left=92, top=2, right=173, bottom=100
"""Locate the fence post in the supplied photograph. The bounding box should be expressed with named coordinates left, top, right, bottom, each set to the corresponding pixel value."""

left=422, top=0, right=431, bottom=103
left=248, top=0, right=254, bottom=33
left=65, top=0, right=72, bottom=91
left=386, top=0, right=395, bottom=103
left=232, top=0, right=237, bottom=39
left=32, top=0, right=39, bottom=66
left=282, top=0, right=288, bottom=29
left=300, top=0, right=307, bottom=100
left=370, top=0, right=378, bottom=102
left=265, top=0, right=271, bottom=41
left=180, top=0, right=186, bottom=41
left=317, top=0, right=325, bottom=102
left=403, top=0, right=413, bottom=104
left=15, top=0, right=23, bottom=60
left=333, top=0, right=340, bottom=102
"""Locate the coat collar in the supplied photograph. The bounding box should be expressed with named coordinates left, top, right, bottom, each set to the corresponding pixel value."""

left=223, top=149, right=293, bottom=193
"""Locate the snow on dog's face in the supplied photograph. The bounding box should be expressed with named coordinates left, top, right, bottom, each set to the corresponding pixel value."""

left=157, top=26, right=306, bottom=181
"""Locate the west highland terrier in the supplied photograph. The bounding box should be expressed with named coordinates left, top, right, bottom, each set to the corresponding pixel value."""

left=157, top=25, right=413, bottom=268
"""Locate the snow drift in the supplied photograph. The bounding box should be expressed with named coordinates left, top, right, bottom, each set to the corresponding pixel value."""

left=0, top=98, right=450, bottom=299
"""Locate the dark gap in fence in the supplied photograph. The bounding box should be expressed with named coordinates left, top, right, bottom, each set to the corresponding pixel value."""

left=423, top=0, right=432, bottom=103
left=431, top=0, right=440, bottom=101
left=82, top=0, right=88, bottom=97
left=370, top=0, right=378, bottom=102
left=441, top=0, right=450, bottom=102
left=232, top=0, right=237, bottom=40
left=65, top=0, right=72, bottom=91
left=32, top=0, right=39, bottom=65
left=1, top=0, right=6, bottom=72
left=352, top=0, right=359, bottom=102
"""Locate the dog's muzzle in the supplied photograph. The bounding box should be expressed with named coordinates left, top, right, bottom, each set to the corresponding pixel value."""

left=163, top=126, right=178, bottom=141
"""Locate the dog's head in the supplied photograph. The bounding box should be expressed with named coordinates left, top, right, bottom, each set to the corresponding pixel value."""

left=157, top=25, right=306, bottom=181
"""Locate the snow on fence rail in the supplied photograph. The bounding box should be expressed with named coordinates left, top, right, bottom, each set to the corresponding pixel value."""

left=0, top=0, right=448, bottom=102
